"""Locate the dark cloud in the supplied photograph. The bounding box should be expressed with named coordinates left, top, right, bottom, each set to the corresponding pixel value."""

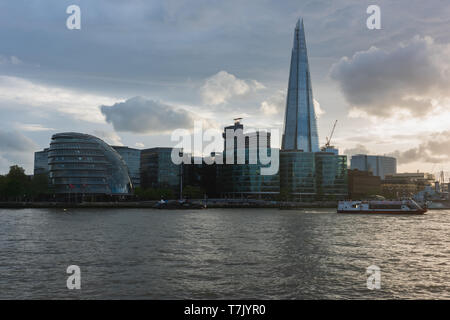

left=100, top=96, right=196, bottom=134
left=0, top=130, right=37, bottom=173
left=0, top=130, right=37, bottom=152
left=344, top=143, right=371, bottom=157
left=390, top=131, right=450, bottom=164
left=330, top=36, right=450, bottom=117
left=3, top=0, right=448, bottom=99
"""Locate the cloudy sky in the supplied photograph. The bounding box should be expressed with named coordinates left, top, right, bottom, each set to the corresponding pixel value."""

left=0, top=0, right=449, bottom=175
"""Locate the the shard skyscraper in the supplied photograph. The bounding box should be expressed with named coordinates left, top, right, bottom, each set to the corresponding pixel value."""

left=281, top=18, right=320, bottom=152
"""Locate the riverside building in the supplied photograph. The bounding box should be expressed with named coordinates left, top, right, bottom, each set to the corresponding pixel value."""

left=350, top=154, right=397, bottom=179
left=217, top=119, right=280, bottom=199
left=33, top=148, right=49, bottom=176
left=112, top=146, right=141, bottom=188
left=47, top=132, right=132, bottom=199
left=140, top=147, right=180, bottom=190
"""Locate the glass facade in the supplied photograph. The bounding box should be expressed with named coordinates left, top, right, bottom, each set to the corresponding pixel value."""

left=140, top=147, right=180, bottom=189
left=282, top=18, right=319, bottom=152
left=34, top=148, right=49, bottom=175
left=48, top=133, right=132, bottom=195
left=112, top=146, right=141, bottom=188
left=217, top=120, right=279, bottom=199
left=280, top=151, right=315, bottom=198
left=217, top=148, right=280, bottom=199
left=350, top=155, right=397, bottom=179
left=315, top=152, right=348, bottom=199
left=280, top=151, right=348, bottom=200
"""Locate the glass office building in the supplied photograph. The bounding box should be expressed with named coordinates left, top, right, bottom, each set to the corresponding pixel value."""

left=34, top=148, right=49, bottom=175
left=281, top=18, right=320, bottom=152
left=217, top=119, right=280, bottom=199
left=315, top=152, right=348, bottom=199
left=218, top=149, right=280, bottom=199
left=280, top=151, right=348, bottom=201
left=279, top=151, right=315, bottom=198
left=112, top=146, right=141, bottom=188
left=350, top=154, right=397, bottom=179
left=140, top=147, right=180, bottom=190
left=48, top=132, right=132, bottom=196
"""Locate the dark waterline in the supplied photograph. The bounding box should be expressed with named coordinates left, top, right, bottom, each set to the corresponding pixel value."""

left=0, top=208, right=449, bottom=299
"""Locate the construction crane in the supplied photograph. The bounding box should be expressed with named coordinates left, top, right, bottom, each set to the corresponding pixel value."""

left=324, top=120, right=338, bottom=148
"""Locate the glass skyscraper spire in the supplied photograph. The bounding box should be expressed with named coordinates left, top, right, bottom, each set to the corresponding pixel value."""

left=282, top=18, right=320, bottom=152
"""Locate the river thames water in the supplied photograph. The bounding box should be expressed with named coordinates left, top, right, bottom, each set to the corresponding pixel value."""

left=0, top=208, right=449, bottom=299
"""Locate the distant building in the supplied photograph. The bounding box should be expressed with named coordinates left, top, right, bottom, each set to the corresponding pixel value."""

left=348, top=169, right=381, bottom=199
left=350, top=155, right=396, bottom=179
left=381, top=172, right=435, bottom=199
left=217, top=119, right=280, bottom=199
left=34, top=148, right=49, bottom=175
left=140, top=147, right=180, bottom=190
left=183, top=155, right=218, bottom=198
left=112, top=146, right=141, bottom=188
left=48, top=132, right=132, bottom=198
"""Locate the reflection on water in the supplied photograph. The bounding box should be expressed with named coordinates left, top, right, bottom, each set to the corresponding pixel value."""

left=0, top=208, right=449, bottom=299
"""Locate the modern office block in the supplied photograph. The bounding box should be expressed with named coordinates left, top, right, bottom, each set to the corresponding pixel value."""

left=350, top=155, right=397, bottom=179
left=34, top=148, right=49, bottom=176
left=112, top=146, right=141, bottom=188
left=217, top=119, right=279, bottom=199
left=140, top=147, right=180, bottom=190
left=280, top=151, right=347, bottom=201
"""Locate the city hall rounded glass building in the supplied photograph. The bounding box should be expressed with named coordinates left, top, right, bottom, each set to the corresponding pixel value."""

left=48, top=132, right=132, bottom=196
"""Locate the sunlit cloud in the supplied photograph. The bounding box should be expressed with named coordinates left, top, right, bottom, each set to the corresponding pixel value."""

left=0, top=76, right=116, bottom=123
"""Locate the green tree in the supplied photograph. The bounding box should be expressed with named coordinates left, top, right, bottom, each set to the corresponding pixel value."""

left=5, top=165, right=29, bottom=201
left=30, top=173, right=49, bottom=201
left=0, top=175, right=7, bottom=201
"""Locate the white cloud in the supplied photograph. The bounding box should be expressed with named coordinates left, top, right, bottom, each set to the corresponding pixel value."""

left=260, top=90, right=325, bottom=119
left=200, top=70, right=265, bottom=105
left=0, top=55, right=22, bottom=65
left=330, top=36, right=450, bottom=118
left=389, top=130, right=450, bottom=165
left=101, top=96, right=201, bottom=134
left=135, top=142, right=145, bottom=148
left=260, top=90, right=285, bottom=115
left=92, top=130, right=123, bottom=146
left=0, top=75, right=116, bottom=123
left=15, top=123, right=55, bottom=132
left=313, top=99, right=325, bottom=118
